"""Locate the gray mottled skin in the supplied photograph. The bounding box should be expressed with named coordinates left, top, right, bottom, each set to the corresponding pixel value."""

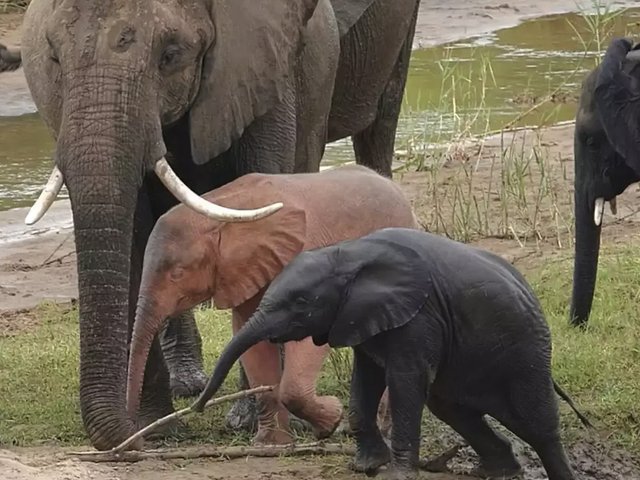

left=570, top=38, right=640, bottom=326
left=3, top=0, right=420, bottom=450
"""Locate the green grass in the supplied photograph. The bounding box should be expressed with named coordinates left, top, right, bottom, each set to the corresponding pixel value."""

left=1, top=246, right=639, bottom=453
left=0, top=0, right=28, bottom=13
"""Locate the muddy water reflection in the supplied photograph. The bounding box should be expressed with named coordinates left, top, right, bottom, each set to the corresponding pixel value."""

left=2, top=8, right=640, bottom=210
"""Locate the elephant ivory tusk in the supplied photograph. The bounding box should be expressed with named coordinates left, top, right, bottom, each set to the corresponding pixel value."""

left=593, top=197, right=605, bottom=226
left=25, top=166, right=64, bottom=225
left=154, top=158, right=283, bottom=222
left=609, top=197, right=617, bottom=215
left=626, top=50, right=640, bottom=61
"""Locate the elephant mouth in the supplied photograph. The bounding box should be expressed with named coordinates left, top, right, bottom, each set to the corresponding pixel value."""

left=24, top=158, right=284, bottom=226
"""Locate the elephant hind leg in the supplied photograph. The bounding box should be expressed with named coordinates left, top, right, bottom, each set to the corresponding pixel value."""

left=279, top=338, right=343, bottom=440
left=351, top=3, right=419, bottom=178
left=426, top=395, right=522, bottom=478
left=489, top=377, right=576, bottom=480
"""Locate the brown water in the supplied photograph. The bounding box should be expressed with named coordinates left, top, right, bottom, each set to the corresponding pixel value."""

left=2, top=8, right=640, bottom=211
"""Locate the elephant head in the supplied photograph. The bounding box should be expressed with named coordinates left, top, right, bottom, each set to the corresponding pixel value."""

left=570, top=37, right=640, bottom=326
left=18, top=0, right=320, bottom=449
left=126, top=178, right=308, bottom=420
left=191, top=232, right=428, bottom=411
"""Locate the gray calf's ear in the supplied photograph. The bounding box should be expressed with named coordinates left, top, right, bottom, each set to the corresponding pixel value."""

left=327, top=241, right=429, bottom=348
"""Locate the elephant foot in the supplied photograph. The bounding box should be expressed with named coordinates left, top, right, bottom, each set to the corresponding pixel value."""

left=289, top=415, right=312, bottom=434
left=169, top=366, right=208, bottom=399
left=352, top=439, right=392, bottom=474
left=377, top=464, right=419, bottom=480
left=252, top=426, right=294, bottom=446
left=225, top=395, right=258, bottom=433
left=137, top=404, right=179, bottom=440
left=288, top=394, right=343, bottom=440
left=470, top=455, right=523, bottom=479
left=311, top=409, right=344, bottom=440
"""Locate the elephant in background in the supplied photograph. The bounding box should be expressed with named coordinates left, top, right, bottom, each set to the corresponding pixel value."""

left=570, top=37, right=640, bottom=326
left=126, top=165, right=418, bottom=446
left=193, top=228, right=591, bottom=480
left=4, top=0, right=421, bottom=450
left=0, top=43, right=21, bottom=72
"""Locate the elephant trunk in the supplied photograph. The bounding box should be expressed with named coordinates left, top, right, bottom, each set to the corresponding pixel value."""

left=58, top=70, right=155, bottom=450
left=192, top=311, right=271, bottom=412
left=127, top=294, right=168, bottom=421
left=569, top=162, right=602, bottom=327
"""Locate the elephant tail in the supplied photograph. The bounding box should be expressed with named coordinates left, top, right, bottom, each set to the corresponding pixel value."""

left=553, top=380, right=594, bottom=428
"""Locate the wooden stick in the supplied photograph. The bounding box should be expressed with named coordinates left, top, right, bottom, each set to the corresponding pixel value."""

left=70, top=442, right=356, bottom=463
left=420, top=443, right=467, bottom=473
left=70, top=385, right=274, bottom=458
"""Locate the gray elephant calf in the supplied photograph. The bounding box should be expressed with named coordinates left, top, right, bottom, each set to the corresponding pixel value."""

left=193, top=228, right=591, bottom=480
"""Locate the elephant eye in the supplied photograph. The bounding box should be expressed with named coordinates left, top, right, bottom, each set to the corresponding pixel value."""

left=170, top=266, right=185, bottom=282
left=295, top=295, right=310, bottom=305
left=160, top=44, right=182, bottom=71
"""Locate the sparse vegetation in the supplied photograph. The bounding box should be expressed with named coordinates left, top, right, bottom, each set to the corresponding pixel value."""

left=1, top=248, right=640, bottom=454
left=0, top=0, right=29, bottom=13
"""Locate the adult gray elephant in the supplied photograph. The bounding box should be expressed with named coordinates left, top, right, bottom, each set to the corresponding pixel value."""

left=6, top=0, right=421, bottom=450
left=570, top=38, right=640, bottom=326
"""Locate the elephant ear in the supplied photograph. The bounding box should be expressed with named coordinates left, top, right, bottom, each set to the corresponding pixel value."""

left=322, top=238, right=430, bottom=348
left=212, top=181, right=307, bottom=309
left=20, top=0, right=63, bottom=137
left=329, top=0, right=376, bottom=36
left=189, top=0, right=320, bottom=165
left=594, top=37, right=640, bottom=175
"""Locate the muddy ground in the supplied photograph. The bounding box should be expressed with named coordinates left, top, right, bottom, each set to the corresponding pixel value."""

left=3, top=1, right=640, bottom=479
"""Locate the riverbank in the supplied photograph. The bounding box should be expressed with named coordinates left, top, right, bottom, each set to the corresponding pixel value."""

left=4, top=0, right=640, bottom=311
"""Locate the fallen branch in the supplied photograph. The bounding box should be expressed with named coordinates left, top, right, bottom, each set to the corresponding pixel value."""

left=70, top=385, right=274, bottom=458
left=70, top=442, right=356, bottom=463
left=420, top=443, right=467, bottom=472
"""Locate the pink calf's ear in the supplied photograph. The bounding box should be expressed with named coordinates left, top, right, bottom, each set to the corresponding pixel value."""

left=213, top=207, right=307, bottom=309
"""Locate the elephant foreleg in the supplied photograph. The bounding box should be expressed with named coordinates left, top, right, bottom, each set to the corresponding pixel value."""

left=351, top=2, right=419, bottom=178
left=224, top=361, right=258, bottom=432
left=159, top=309, right=208, bottom=399
left=279, top=338, right=343, bottom=439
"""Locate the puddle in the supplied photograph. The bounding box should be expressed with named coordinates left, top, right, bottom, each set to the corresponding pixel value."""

left=2, top=8, right=640, bottom=211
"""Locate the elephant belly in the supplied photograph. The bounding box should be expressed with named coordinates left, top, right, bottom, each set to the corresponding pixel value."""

left=327, top=0, right=418, bottom=141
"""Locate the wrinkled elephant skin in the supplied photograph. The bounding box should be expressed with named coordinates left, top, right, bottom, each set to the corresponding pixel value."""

left=11, top=0, right=420, bottom=449
left=195, top=228, right=590, bottom=480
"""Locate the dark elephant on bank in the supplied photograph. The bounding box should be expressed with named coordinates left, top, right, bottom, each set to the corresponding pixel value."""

left=570, top=38, right=640, bottom=326
left=3, top=0, right=421, bottom=450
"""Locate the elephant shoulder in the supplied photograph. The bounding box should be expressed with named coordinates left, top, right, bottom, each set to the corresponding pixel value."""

left=330, top=0, right=377, bottom=36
